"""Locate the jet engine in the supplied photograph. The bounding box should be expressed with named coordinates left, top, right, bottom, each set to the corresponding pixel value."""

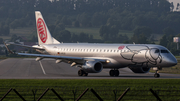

left=129, top=67, right=150, bottom=73
left=81, top=61, right=103, bottom=73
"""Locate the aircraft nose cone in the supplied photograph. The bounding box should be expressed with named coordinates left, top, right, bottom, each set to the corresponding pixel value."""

left=166, top=56, right=177, bottom=66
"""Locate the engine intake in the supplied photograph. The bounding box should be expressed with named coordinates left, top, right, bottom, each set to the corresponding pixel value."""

left=82, top=61, right=103, bottom=73
left=129, top=67, right=150, bottom=73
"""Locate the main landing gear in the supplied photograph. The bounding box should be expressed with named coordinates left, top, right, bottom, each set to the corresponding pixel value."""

left=109, top=69, right=119, bottom=77
left=78, top=69, right=88, bottom=76
left=154, top=70, right=160, bottom=78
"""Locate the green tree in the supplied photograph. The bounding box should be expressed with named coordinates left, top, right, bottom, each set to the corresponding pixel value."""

left=56, top=30, right=71, bottom=42
left=131, top=33, right=148, bottom=44
left=92, top=12, right=103, bottom=27
left=61, top=16, right=71, bottom=25
left=133, top=26, right=152, bottom=37
left=10, top=19, right=19, bottom=30
left=77, top=13, right=91, bottom=27
left=53, top=23, right=65, bottom=36
left=99, top=25, right=119, bottom=42
left=0, top=38, right=3, bottom=44
left=72, top=21, right=80, bottom=27
left=163, top=27, right=175, bottom=35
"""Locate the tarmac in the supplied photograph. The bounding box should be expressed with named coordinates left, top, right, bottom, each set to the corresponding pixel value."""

left=0, top=58, right=180, bottom=79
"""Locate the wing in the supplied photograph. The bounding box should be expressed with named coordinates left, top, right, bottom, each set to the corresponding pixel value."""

left=6, top=43, right=44, bottom=50
left=5, top=42, right=46, bottom=54
left=18, top=53, right=108, bottom=65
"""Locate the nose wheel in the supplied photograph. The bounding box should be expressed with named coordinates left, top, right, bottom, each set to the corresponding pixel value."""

left=154, top=70, right=160, bottom=78
left=109, top=70, right=119, bottom=77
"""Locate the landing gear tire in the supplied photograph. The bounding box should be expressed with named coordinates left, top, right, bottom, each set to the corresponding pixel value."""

left=109, top=70, right=115, bottom=76
left=78, top=69, right=88, bottom=76
left=154, top=73, right=160, bottom=78
left=114, top=70, right=119, bottom=77
left=154, top=70, right=160, bottom=78
left=109, top=70, right=119, bottom=77
left=83, top=72, right=88, bottom=76
left=78, top=69, right=84, bottom=76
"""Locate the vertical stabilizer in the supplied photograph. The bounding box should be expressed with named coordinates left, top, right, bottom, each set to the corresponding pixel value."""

left=35, top=11, right=60, bottom=45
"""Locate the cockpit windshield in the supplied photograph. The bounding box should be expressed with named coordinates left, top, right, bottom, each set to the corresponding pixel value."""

left=161, top=50, right=169, bottom=53
left=155, top=49, right=159, bottom=53
left=155, top=49, right=169, bottom=53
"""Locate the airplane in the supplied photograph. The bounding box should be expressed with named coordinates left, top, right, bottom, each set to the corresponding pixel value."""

left=4, top=11, right=177, bottom=78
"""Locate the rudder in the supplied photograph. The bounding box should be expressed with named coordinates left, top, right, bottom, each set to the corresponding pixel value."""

left=35, top=11, right=60, bottom=45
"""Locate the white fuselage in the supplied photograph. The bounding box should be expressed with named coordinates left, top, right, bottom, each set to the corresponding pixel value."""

left=42, top=43, right=177, bottom=69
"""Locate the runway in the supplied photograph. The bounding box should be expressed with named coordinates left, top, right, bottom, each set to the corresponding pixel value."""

left=0, top=58, right=180, bottom=79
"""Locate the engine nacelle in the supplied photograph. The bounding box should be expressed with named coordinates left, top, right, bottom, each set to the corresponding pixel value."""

left=82, top=61, right=103, bottom=73
left=129, top=67, right=150, bottom=73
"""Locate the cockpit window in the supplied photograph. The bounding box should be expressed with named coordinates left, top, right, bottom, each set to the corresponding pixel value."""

left=161, top=50, right=169, bottom=53
left=155, top=49, right=159, bottom=53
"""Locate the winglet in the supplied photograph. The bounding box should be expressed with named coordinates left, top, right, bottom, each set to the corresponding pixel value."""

left=3, top=41, right=14, bottom=54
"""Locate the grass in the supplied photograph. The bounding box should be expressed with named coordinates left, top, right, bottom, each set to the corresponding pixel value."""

left=0, top=79, right=180, bottom=101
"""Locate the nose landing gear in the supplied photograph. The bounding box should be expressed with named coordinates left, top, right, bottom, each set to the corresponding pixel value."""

left=154, top=70, right=160, bottom=78
left=153, top=67, right=161, bottom=78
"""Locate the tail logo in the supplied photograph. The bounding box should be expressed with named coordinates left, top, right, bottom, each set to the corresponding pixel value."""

left=37, top=18, right=47, bottom=43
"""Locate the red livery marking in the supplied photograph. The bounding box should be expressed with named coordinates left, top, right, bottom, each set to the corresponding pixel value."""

left=118, top=46, right=125, bottom=50
left=37, top=18, right=47, bottom=43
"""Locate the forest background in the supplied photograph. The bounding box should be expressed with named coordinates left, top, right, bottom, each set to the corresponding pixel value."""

left=0, top=0, right=180, bottom=55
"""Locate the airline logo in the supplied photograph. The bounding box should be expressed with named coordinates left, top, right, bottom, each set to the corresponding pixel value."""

left=118, top=46, right=125, bottom=50
left=37, top=18, right=47, bottom=43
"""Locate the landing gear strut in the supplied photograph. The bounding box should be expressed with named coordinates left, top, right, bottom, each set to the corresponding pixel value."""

left=78, top=69, right=88, bottom=76
left=109, top=69, right=119, bottom=77
left=154, top=70, right=160, bottom=78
